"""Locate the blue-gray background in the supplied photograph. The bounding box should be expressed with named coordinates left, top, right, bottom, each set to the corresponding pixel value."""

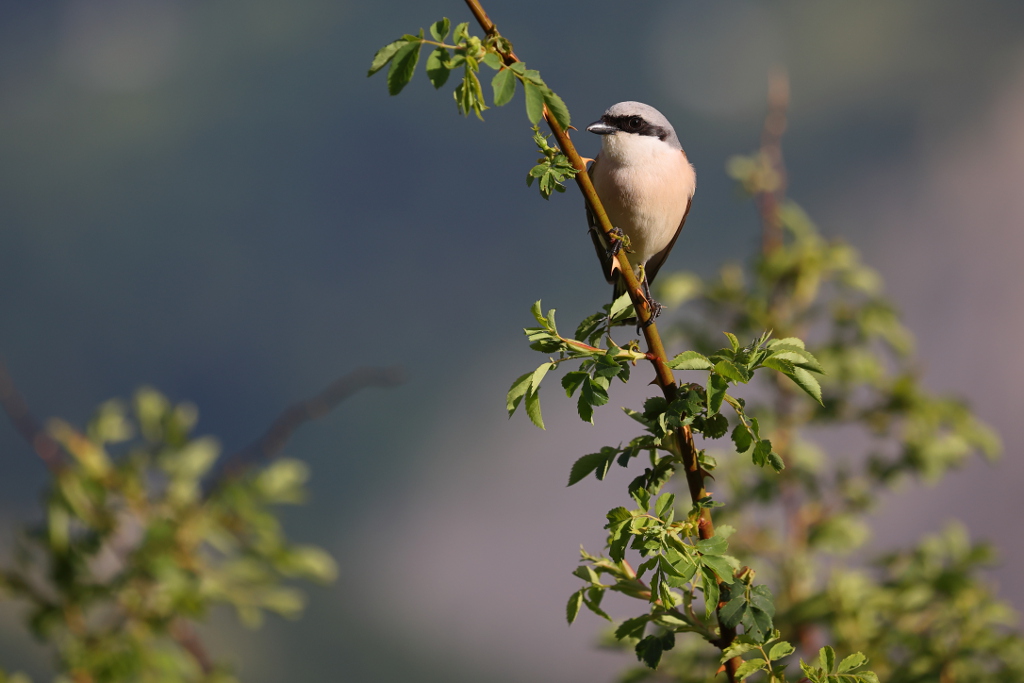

left=2, top=1, right=1024, bottom=680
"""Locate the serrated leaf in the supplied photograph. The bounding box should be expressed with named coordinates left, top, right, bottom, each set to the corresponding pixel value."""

left=731, top=423, right=753, bottom=452
left=702, top=567, right=720, bottom=619
left=426, top=47, right=450, bottom=88
left=368, top=40, right=404, bottom=76
left=762, top=355, right=796, bottom=375
left=542, top=87, right=571, bottom=130
left=566, top=589, right=583, bottom=624
left=714, top=359, right=746, bottom=382
left=387, top=41, right=421, bottom=96
left=577, top=392, right=594, bottom=423
left=561, top=371, right=588, bottom=397
left=701, top=555, right=736, bottom=583
left=786, top=366, right=824, bottom=404
left=525, top=389, right=545, bottom=429
left=524, top=81, right=544, bottom=124
left=506, top=372, right=532, bottom=416
left=429, top=17, right=450, bottom=42
left=582, top=378, right=609, bottom=407
left=615, top=615, right=649, bottom=640
left=724, top=331, right=740, bottom=351
left=719, top=595, right=747, bottom=628
left=769, top=343, right=825, bottom=374
left=491, top=67, right=516, bottom=106
left=568, top=448, right=617, bottom=486
left=654, top=492, right=675, bottom=519
left=667, top=350, right=713, bottom=370
left=583, top=589, right=612, bottom=621
left=531, top=362, right=553, bottom=392
left=734, top=658, right=767, bottom=680
left=696, top=535, right=728, bottom=556
left=703, top=413, right=729, bottom=439
left=769, top=641, right=796, bottom=661
left=707, top=374, right=728, bottom=414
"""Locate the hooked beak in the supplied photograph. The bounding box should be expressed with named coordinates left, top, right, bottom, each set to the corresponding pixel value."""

left=586, top=120, right=617, bottom=135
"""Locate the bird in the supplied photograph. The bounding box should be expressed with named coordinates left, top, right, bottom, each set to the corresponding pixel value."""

left=585, top=101, right=695, bottom=326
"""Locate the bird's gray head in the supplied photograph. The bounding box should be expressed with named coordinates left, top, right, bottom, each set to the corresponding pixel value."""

left=586, top=101, right=681, bottom=150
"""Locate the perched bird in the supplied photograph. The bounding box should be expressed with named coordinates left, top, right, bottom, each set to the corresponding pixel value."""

left=586, top=101, right=695, bottom=324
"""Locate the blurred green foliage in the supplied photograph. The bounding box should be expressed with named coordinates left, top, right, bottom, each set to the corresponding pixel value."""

left=600, top=152, right=1021, bottom=681
left=0, top=389, right=336, bottom=682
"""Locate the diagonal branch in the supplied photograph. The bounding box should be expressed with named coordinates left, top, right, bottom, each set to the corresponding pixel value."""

left=0, top=358, right=62, bottom=471
left=231, top=365, right=406, bottom=463
left=461, top=1, right=736, bottom=677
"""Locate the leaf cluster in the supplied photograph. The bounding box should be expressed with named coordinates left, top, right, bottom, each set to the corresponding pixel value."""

left=369, top=17, right=576, bottom=198
left=0, top=389, right=337, bottom=682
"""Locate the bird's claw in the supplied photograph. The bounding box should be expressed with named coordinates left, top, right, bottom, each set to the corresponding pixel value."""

left=606, top=226, right=626, bottom=258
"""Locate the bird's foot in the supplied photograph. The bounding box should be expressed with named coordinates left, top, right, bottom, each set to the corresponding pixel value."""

left=606, top=226, right=629, bottom=259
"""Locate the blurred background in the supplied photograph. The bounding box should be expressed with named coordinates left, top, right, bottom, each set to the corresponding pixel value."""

left=2, top=0, right=1024, bottom=680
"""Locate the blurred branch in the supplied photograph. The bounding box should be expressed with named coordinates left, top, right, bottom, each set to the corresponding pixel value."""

left=169, top=618, right=214, bottom=676
left=759, top=67, right=790, bottom=255
left=231, top=365, right=406, bottom=463
left=0, top=358, right=62, bottom=471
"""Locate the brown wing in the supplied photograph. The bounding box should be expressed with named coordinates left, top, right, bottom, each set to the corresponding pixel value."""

left=585, top=156, right=618, bottom=285
left=644, top=192, right=692, bottom=287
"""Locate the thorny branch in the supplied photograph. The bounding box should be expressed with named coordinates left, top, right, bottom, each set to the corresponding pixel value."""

left=461, top=0, right=737, bottom=677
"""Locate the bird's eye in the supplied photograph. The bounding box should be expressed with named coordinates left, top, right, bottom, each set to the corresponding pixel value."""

left=628, top=116, right=643, bottom=130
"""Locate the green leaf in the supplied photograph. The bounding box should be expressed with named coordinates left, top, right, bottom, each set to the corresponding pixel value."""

left=768, top=343, right=824, bottom=374
left=838, top=653, right=867, bottom=673
left=703, top=413, right=729, bottom=439
left=731, top=423, right=753, bottom=452
left=769, top=641, right=796, bottom=661
left=734, top=658, right=767, bottom=680
left=491, top=67, right=517, bottom=106
left=368, top=40, right=405, bottom=77
left=724, top=331, right=740, bottom=352
left=615, top=615, right=649, bottom=640
left=429, top=17, right=450, bottom=42
left=696, top=535, right=728, bottom=555
left=714, top=359, right=746, bottom=383
left=452, top=21, right=469, bottom=44
left=582, top=378, right=609, bottom=407
left=701, top=555, right=736, bottom=583
left=387, top=41, right=422, bottom=95
left=507, top=372, right=532, bottom=416
left=531, top=362, right=553, bottom=392
left=721, top=640, right=760, bottom=661
left=426, top=47, right=450, bottom=89
left=786, top=366, right=824, bottom=405
left=530, top=300, right=546, bottom=325
left=583, top=587, right=612, bottom=621
left=524, top=81, right=544, bottom=124
left=566, top=589, right=583, bottom=624
left=819, top=646, right=836, bottom=673
left=561, top=371, right=588, bottom=397
left=482, top=52, right=503, bottom=70
left=667, top=350, right=713, bottom=370
left=719, top=595, right=747, bottom=628
left=707, top=374, right=728, bottom=414
left=568, top=448, right=618, bottom=486
left=542, top=87, right=571, bottom=130
left=654, top=492, right=675, bottom=519
left=702, top=567, right=720, bottom=619
left=577, top=392, right=594, bottom=423
left=525, top=389, right=545, bottom=430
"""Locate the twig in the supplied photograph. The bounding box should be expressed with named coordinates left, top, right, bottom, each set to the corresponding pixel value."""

left=231, top=365, right=406, bottom=463
left=758, top=67, right=790, bottom=255
left=461, top=1, right=735, bottom=677
left=169, top=618, right=215, bottom=675
left=0, top=358, right=62, bottom=471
